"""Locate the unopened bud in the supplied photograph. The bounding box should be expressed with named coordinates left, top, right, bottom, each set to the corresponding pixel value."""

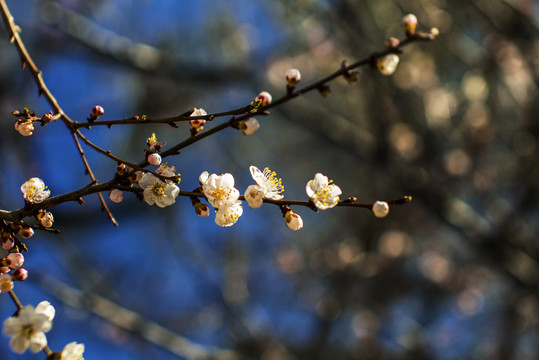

left=402, top=14, right=418, bottom=36
left=317, top=83, right=331, bottom=97
left=372, top=201, right=390, bottom=218
left=385, top=37, right=400, bottom=49
left=376, top=54, right=400, bottom=75
left=285, top=68, right=301, bottom=88
left=241, top=118, right=260, bottom=135
left=17, top=227, right=34, bottom=239
left=6, top=252, right=24, bottom=269
left=12, top=268, right=28, bottom=281
left=195, top=202, right=210, bottom=217
left=109, top=189, right=124, bottom=203
left=37, top=210, right=54, bottom=228
left=90, top=105, right=105, bottom=121
left=285, top=210, right=303, bottom=231
left=14, top=119, right=34, bottom=136
left=148, top=153, right=162, bottom=166
left=255, top=91, right=272, bottom=107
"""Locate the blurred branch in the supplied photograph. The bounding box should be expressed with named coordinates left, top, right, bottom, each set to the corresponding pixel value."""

left=36, top=274, right=240, bottom=360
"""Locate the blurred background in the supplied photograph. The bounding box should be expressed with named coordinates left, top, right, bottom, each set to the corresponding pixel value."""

left=1, top=0, right=538, bottom=359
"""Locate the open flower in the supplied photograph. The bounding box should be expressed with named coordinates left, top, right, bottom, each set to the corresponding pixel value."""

left=139, top=173, right=179, bottom=208
left=306, top=173, right=342, bottom=210
left=61, top=341, right=85, bottom=360
left=215, top=201, right=243, bottom=227
left=21, top=178, right=50, bottom=204
left=244, top=166, right=284, bottom=208
left=199, top=171, right=240, bottom=209
left=3, top=301, right=55, bottom=354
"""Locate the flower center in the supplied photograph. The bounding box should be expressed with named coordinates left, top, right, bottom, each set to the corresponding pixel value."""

left=150, top=184, right=166, bottom=197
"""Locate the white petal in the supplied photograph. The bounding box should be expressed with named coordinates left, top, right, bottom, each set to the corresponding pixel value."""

left=10, top=334, right=29, bottom=354
left=3, top=316, right=21, bottom=336
left=28, top=331, right=47, bottom=353
left=139, top=173, right=158, bottom=189
left=249, top=166, right=265, bottom=185
left=35, top=301, right=55, bottom=321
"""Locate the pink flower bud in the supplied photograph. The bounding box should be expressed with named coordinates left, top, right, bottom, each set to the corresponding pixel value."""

left=2, top=237, right=14, bottom=250
left=12, top=268, right=28, bottom=281
left=241, top=118, right=260, bottom=135
left=401, top=14, right=418, bottom=36
left=0, top=267, right=10, bottom=275
left=255, top=91, right=272, bottom=106
left=285, top=211, right=303, bottom=231
left=14, top=119, right=34, bottom=136
left=6, top=252, right=24, bottom=269
left=372, top=201, right=390, bottom=218
left=285, top=68, right=301, bottom=87
left=17, top=227, right=34, bottom=239
left=90, top=105, right=105, bottom=120
left=148, top=153, right=162, bottom=166
left=109, top=189, right=124, bottom=203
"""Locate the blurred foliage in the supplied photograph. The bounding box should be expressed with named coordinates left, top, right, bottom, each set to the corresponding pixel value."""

left=1, top=0, right=538, bottom=359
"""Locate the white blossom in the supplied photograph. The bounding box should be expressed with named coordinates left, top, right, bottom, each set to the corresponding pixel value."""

left=61, top=341, right=85, bottom=360
left=199, top=171, right=240, bottom=209
left=250, top=166, right=284, bottom=200
left=139, top=173, right=179, bottom=208
left=215, top=201, right=243, bottom=227
left=244, top=184, right=265, bottom=209
left=3, top=301, right=55, bottom=354
left=20, top=178, right=50, bottom=204
left=305, top=173, right=342, bottom=210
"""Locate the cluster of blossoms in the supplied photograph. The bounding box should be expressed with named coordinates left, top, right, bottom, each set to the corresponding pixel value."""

left=0, top=12, right=425, bottom=359
left=199, top=171, right=243, bottom=227
left=2, top=300, right=85, bottom=358
left=0, top=252, right=27, bottom=294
